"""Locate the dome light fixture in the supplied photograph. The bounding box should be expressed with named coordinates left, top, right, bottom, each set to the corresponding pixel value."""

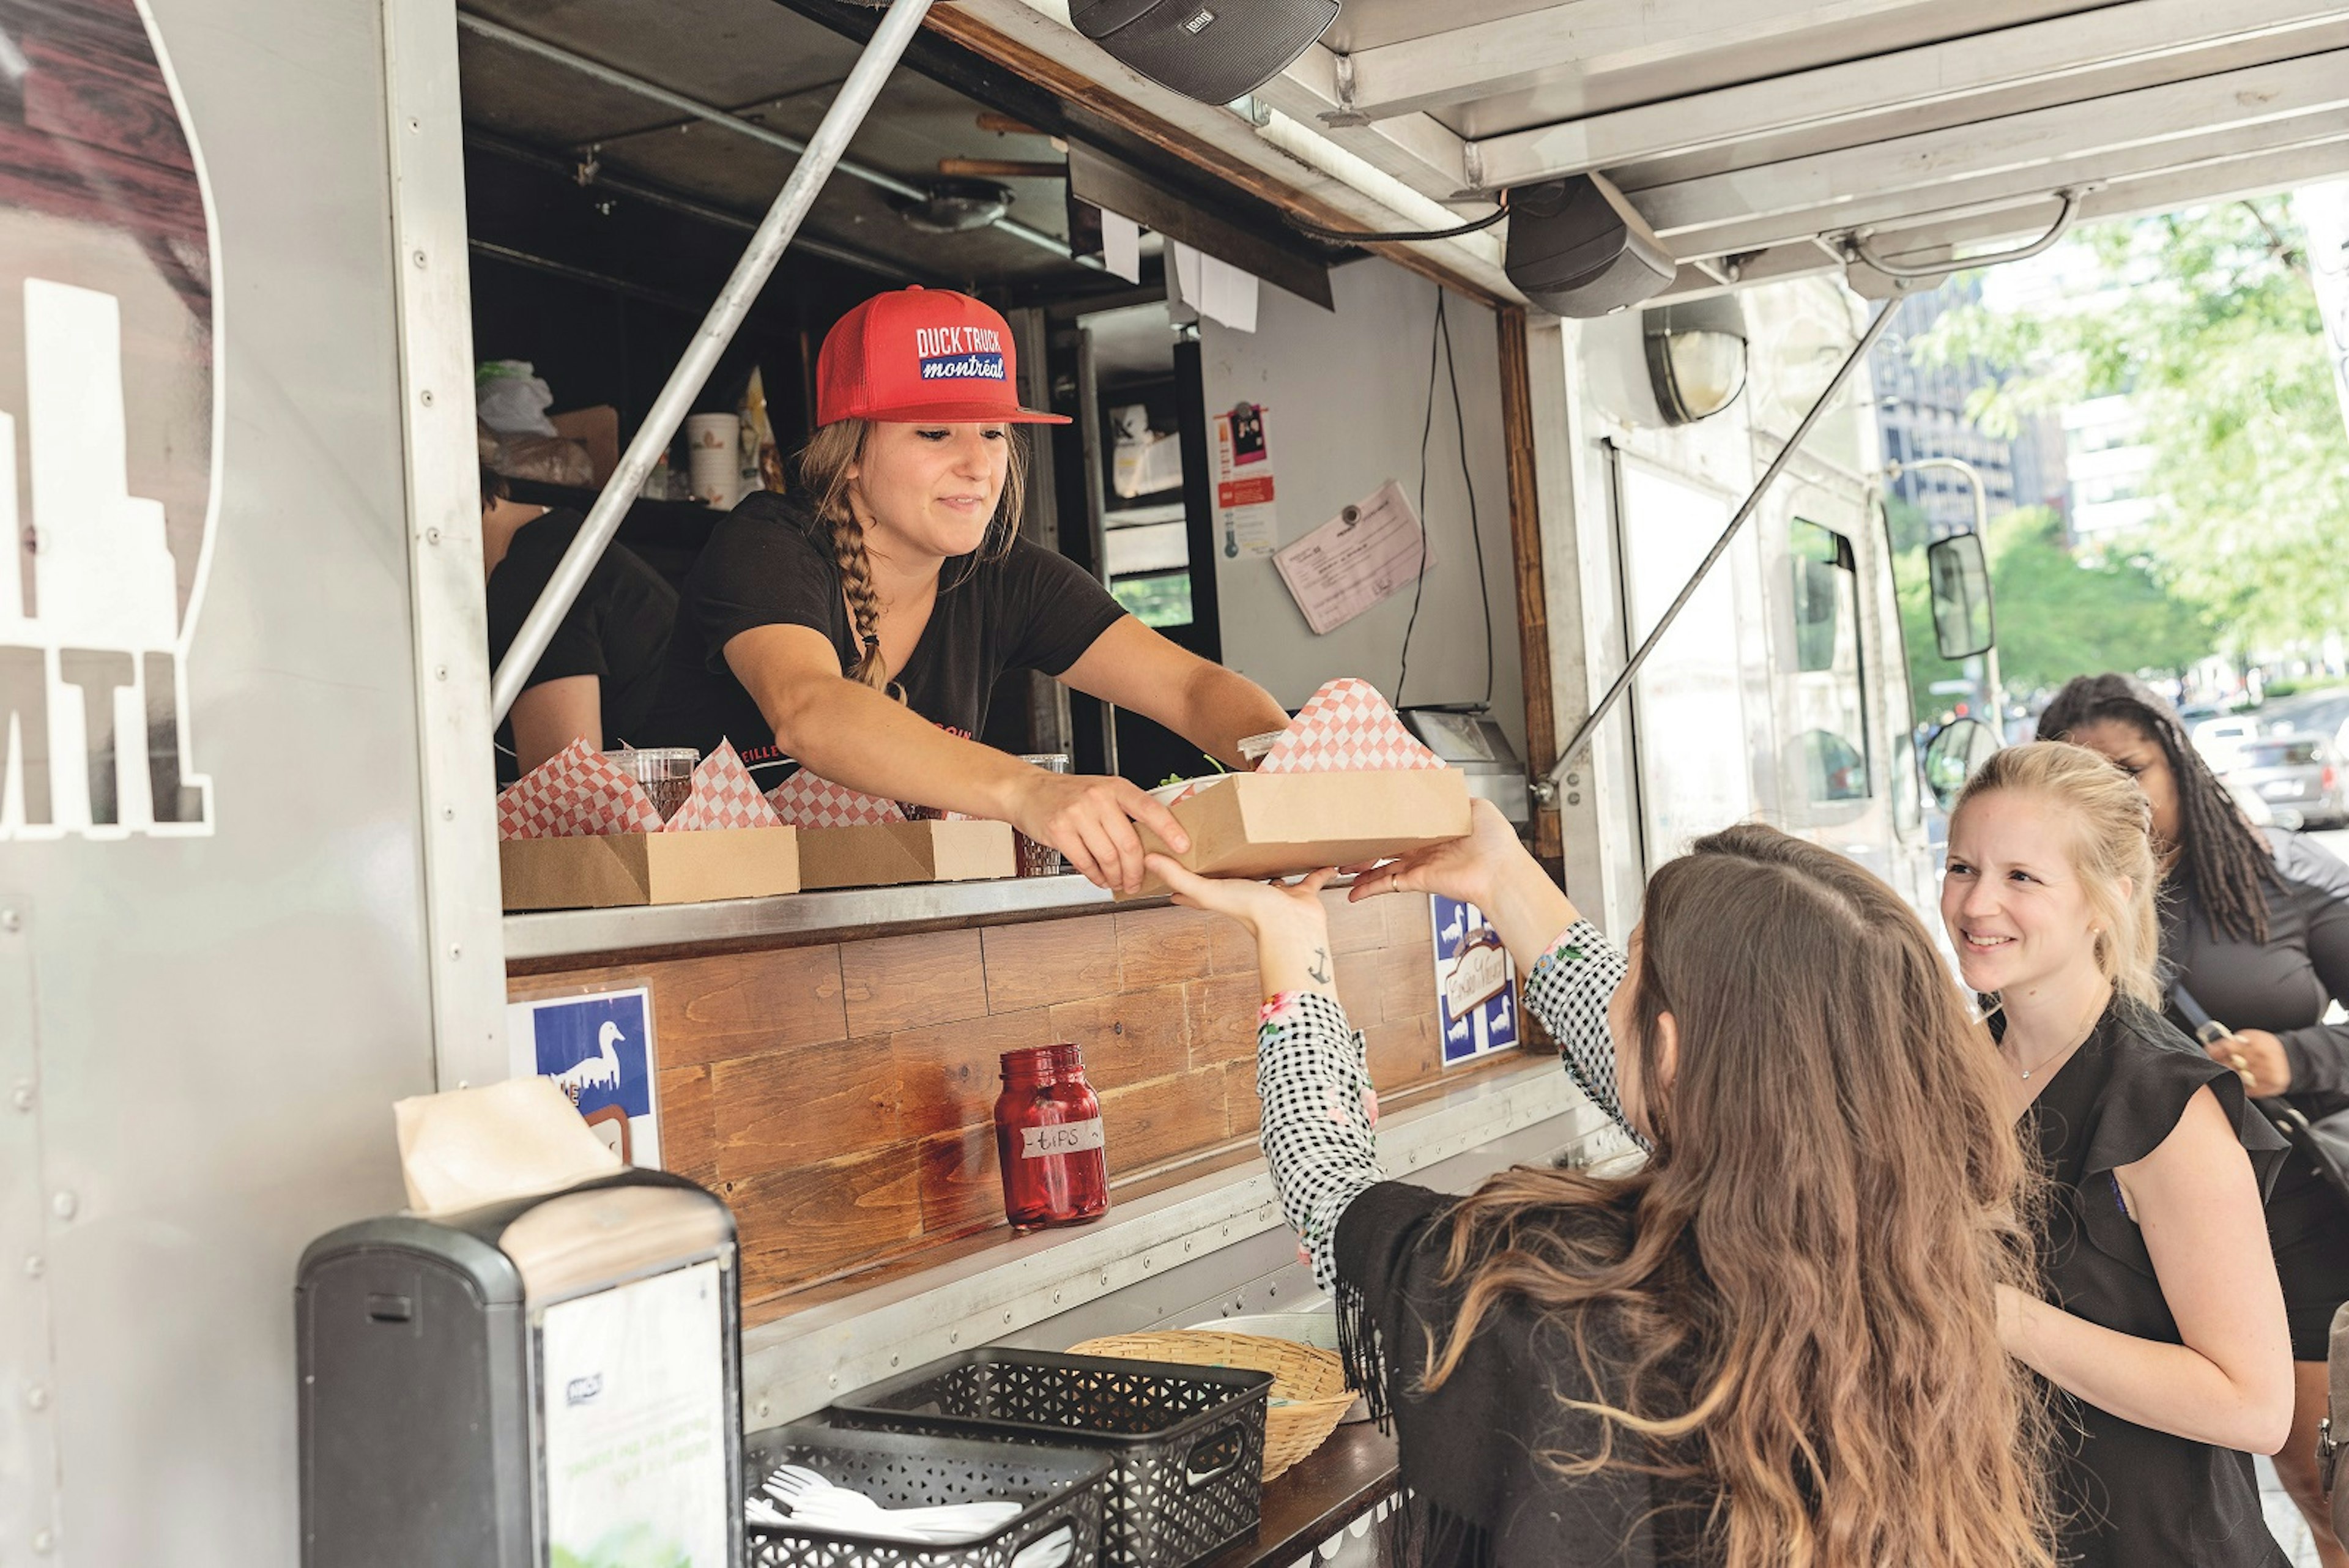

left=1641, top=295, right=1748, bottom=425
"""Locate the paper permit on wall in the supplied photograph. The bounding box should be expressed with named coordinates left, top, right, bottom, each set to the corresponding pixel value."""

left=1212, top=401, right=1278, bottom=557
left=1167, top=240, right=1259, bottom=333
left=1272, top=479, right=1432, bottom=636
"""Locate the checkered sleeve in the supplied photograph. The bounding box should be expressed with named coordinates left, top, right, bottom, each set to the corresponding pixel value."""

left=1524, top=921, right=1647, bottom=1151
left=1256, top=991, right=1382, bottom=1292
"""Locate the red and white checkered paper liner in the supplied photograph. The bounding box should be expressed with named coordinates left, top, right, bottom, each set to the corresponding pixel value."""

left=764, top=770, right=908, bottom=829
left=1255, top=677, right=1445, bottom=775
left=664, top=741, right=781, bottom=833
left=497, top=740, right=664, bottom=840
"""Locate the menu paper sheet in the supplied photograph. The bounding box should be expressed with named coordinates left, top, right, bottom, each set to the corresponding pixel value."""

left=541, top=1260, right=730, bottom=1568
left=1272, top=480, right=1431, bottom=636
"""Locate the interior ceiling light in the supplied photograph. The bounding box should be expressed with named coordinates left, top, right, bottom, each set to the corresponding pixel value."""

left=1642, top=295, right=1748, bottom=425
left=892, top=177, right=1014, bottom=233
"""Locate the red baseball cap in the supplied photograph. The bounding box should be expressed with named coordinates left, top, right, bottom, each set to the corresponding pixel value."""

left=816, top=287, right=1070, bottom=426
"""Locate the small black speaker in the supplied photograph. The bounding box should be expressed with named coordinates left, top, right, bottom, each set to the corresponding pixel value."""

left=1504, top=174, right=1677, bottom=318
left=1073, top=0, right=1340, bottom=104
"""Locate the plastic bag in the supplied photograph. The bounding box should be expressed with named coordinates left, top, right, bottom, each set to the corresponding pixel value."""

left=475, top=358, right=559, bottom=436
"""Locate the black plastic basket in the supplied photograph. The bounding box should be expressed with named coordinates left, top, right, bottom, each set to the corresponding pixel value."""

left=744, top=1424, right=1110, bottom=1568
left=829, top=1349, right=1271, bottom=1568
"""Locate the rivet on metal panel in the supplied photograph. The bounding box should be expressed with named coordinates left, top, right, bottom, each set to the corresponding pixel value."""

left=25, top=1384, right=46, bottom=1410
left=950, top=1331, right=959, bottom=1343
left=889, top=1355, right=899, bottom=1367
left=407, top=117, right=420, bottom=132
left=23, top=1255, right=40, bottom=1277
left=1098, top=1272, right=1108, bottom=1286
left=1003, top=1311, right=1012, bottom=1323
left=435, top=665, right=449, bottom=681
left=33, top=1527, right=54, bottom=1551
left=412, top=249, right=428, bottom=269
left=1052, top=1290, right=1061, bottom=1304
left=49, top=1192, right=75, bottom=1221
left=829, top=1373, right=839, bottom=1386
left=1182, top=1239, right=1191, bottom=1252
left=425, top=527, right=442, bottom=545
left=1565, top=773, right=1580, bottom=787
left=420, top=390, right=435, bottom=407
left=450, top=943, right=462, bottom=960
left=1567, top=793, right=1581, bottom=806
left=443, top=808, right=455, bottom=821
left=0, top=909, right=18, bottom=932
left=11, top=1082, right=31, bottom=1112
left=1141, top=1257, right=1151, bottom=1271
left=756, top=1402, right=770, bottom=1418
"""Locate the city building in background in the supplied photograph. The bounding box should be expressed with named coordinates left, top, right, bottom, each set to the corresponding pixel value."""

left=1869, top=277, right=2066, bottom=541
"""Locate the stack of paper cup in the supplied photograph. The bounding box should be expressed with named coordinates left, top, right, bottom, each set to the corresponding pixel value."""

left=683, top=413, right=741, bottom=509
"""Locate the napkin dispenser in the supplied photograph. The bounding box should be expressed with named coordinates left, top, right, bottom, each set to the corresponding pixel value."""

left=1401, top=707, right=1531, bottom=825
left=296, top=1169, right=742, bottom=1568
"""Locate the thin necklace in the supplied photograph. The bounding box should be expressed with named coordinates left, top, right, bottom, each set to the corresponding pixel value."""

left=2003, top=1001, right=2103, bottom=1081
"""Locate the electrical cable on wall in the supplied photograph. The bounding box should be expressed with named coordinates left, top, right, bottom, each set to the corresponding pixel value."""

left=1393, top=287, right=1494, bottom=710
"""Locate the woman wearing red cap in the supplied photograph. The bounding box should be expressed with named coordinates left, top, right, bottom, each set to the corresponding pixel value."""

left=655, top=288, right=1291, bottom=891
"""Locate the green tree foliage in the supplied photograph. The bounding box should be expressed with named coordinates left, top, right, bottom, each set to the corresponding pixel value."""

left=1895, top=507, right=2211, bottom=726
left=1916, top=201, right=2349, bottom=647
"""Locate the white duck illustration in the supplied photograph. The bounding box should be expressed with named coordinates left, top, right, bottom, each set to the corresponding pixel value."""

left=1440, top=904, right=1466, bottom=945
left=1492, top=991, right=1514, bottom=1033
left=553, top=1020, right=625, bottom=1102
left=1447, top=1013, right=1470, bottom=1043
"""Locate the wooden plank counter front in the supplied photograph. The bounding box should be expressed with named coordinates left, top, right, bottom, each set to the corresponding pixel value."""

left=508, top=890, right=1463, bottom=1323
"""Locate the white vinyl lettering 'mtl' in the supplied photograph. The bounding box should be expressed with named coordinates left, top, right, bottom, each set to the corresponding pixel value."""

left=26, top=277, right=178, bottom=651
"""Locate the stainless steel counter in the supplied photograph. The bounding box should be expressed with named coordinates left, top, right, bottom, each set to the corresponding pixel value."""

left=503, top=874, right=1158, bottom=963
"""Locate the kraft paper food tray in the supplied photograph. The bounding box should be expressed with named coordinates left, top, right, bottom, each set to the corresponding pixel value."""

left=499, top=825, right=800, bottom=910
left=1129, top=768, right=1470, bottom=897
left=794, top=819, right=1017, bottom=890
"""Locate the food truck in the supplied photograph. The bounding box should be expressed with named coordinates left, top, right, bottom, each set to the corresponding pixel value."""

left=7, top=0, right=2347, bottom=1559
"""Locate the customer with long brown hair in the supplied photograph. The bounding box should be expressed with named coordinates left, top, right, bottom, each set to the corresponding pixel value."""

left=2043, top=672, right=2349, bottom=1564
left=1149, top=803, right=2053, bottom=1567
left=1943, top=740, right=2291, bottom=1566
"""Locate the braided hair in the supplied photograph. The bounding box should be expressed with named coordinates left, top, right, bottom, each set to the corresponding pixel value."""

left=2038, top=672, right=2279, bottom=945
left=795, top=417, right=1025, bottom=691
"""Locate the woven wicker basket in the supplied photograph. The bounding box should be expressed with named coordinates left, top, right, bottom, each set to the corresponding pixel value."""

left=1067, top=1330, right=1354, bottom=1482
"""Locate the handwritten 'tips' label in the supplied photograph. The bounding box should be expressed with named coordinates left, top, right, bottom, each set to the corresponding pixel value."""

left=1020, top=1118, right=1105, bottom=1159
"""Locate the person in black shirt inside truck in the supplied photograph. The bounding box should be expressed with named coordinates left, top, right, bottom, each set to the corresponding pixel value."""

left=652, top=288, right=1290, bottom=893
left=481, top=466, right=677, bottom=782
left=2045, top=671, right=2349, bottom=1568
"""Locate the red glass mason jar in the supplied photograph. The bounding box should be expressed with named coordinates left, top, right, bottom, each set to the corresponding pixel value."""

left=994, top=1044, right=1109, bottom=1229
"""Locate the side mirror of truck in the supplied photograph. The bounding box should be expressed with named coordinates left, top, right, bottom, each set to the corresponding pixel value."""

left=1922, top=717, right=2000, bottom=812
left=1927, top=533, right=1994, bottom=660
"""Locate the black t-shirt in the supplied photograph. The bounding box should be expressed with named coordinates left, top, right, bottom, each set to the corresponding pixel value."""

left=651, top=489, right=1128, bottom=782
left=485, top=508, right=679, bottom=782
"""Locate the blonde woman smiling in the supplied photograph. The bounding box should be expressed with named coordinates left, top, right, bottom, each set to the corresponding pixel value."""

left=1943, top=740, right=2292, bottom=1566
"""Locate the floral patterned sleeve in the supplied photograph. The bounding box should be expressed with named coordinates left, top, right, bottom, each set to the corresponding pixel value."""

left=1523, top=920, right=1646, bottom=1150
left=1256, top=990, right=1381, bottom=1291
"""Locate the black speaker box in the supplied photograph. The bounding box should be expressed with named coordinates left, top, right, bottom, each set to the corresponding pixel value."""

left=1073, top=0, right=1340, bottom=104
left=1504, top=174, right=1677, bottom=318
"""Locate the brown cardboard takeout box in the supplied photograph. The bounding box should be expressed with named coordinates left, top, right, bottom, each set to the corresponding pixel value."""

left=499, top=825, right=801, bottom=910
left=795, top=818, right=1017, bottom=890
left=1132, top=768, right=1471, bottom=896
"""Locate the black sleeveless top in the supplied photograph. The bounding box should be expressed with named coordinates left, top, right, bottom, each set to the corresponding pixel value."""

left=2021, top=997, right=2288, bottom=1567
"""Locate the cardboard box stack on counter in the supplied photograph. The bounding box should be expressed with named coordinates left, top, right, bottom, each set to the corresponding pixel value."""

left=762, top=771, right=1016, bottom=890
left=498, top=741, right=800, bottom=909
left=1134, top=677, right=1471, bottom=897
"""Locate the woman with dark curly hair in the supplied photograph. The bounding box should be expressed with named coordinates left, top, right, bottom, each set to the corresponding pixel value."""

left=2044, top=671, right=2349, bottom=1566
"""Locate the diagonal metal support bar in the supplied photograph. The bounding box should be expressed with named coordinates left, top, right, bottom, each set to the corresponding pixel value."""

left=489, top=0, right=934, bottom=726
left=1548, top=293, right=1906, bottom=779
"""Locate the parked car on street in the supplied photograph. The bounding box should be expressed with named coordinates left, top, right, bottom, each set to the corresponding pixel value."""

left=2192, top=713, right=2263, bottom=772
left=2224, top=734, right=2349, bottom=830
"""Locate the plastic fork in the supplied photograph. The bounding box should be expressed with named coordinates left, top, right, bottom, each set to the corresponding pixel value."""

left=762, top=1465, right=1023, bottom=1541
